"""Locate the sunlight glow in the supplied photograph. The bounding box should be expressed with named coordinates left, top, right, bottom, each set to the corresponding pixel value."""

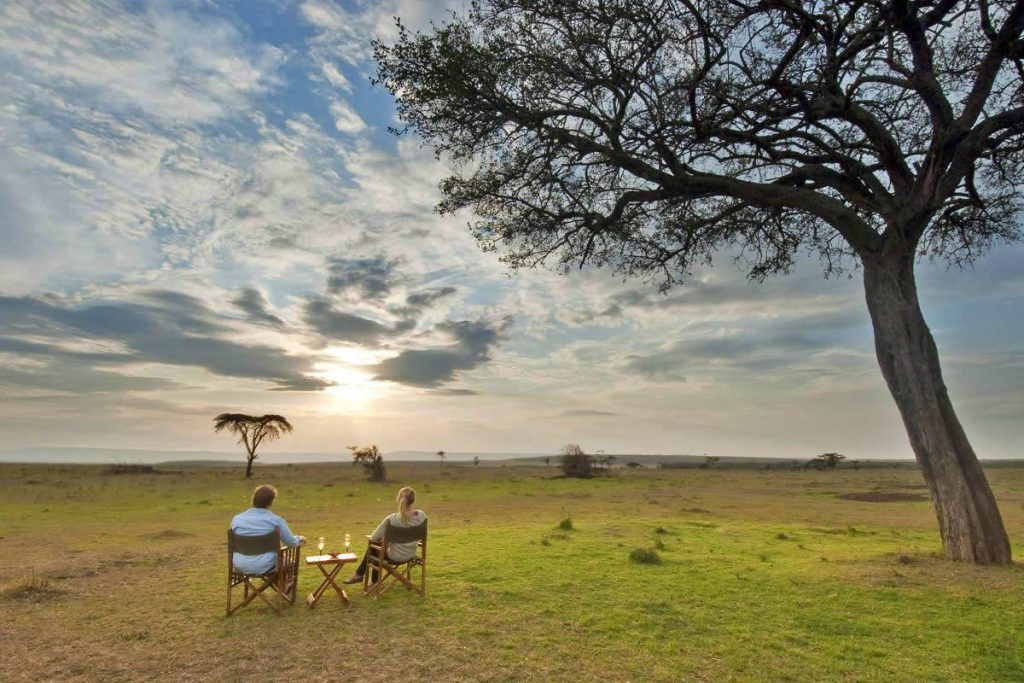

left=313, top=347, right=395, bottom=413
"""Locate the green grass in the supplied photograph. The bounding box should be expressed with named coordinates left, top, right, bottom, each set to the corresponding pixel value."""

left=1, top=462, right=1023, bottom=681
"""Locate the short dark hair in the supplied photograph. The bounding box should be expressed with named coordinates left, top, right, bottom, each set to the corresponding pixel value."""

left=252, top=484, right=277, bottom=508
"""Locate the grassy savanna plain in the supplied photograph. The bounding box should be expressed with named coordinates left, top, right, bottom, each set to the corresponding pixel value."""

left=1, top=462, right=1023, bottom=682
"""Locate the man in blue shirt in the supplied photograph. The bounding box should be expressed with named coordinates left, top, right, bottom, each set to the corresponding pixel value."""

left=230, top=484, right=305, bottom=575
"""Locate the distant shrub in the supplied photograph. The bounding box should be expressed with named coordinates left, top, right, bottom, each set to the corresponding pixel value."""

left=654, top=526, right=668, bottom=535
left=776, top=532, right=790, bottom=540
left=558, top=517, right=574, bottom=531
left=559, top=444, right=594, bottom=478
left=540, top=537, right=551, bottom=546
left=104, top=463, right=157, bottom=475
left=349, top=444, right=387, bottom=482
left=626, top=462, right=642, bottom=469
left=629, top=547, right=661, bottom=564
left=654, top=539, right=666, bottom=551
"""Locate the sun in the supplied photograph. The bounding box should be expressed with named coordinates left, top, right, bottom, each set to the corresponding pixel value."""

left=313, top=347, right=393, bottom=413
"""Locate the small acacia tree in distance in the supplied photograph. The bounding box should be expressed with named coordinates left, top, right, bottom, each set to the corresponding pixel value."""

left=349, top=445, right=387, bottom=483
left=814, top=453, right=847, bottom=471
left=437, top=450, right=446, bottom=470
left=213, top=413, right=293, bottom=478
left=560, top=443, right=594, bottom=479
left=473, top=455, right=481, bottom=467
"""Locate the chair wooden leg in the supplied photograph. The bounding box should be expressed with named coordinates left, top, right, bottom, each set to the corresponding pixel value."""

left=247, top=578, right=282, bottom=614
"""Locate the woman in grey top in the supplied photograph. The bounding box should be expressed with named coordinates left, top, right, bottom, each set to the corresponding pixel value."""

left=344, top=486, right=426, bottom=584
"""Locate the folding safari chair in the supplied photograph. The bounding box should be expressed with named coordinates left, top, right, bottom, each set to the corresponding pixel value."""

left=363, top=519, right=427, bottom=599
left=226, top=528, right=300, bottom=616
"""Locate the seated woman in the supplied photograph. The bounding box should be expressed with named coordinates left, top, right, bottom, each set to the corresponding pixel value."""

left=344, top=486, right=426, bottom=584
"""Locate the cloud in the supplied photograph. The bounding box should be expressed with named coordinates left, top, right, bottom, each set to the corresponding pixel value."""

left=0, top=1, right=288, bottom=293
left=0, top=293, right=329, bottom=392
left=231, top=288, right=285, bottom=327
left=622, top=309, right=867, bottom=383
left=326, top=257, right=398, bottom=301
left=405, top=287, right=458, bottom=309
left=567, top=267, right=863, bottom=327
left=373, top=318, right=511, bottom=388
left=0, top=362, right=180, bottom=394
left=300, top=0, right=463, bottom=67
left=329, top=100, right=367, bottom=134
left=304, top=298, right=392, bottom=345
left=560, top=409, right=618, bottom=417
left=0, top=2, right=284, bottom=126
left=319, top=61, right=352, bottom=91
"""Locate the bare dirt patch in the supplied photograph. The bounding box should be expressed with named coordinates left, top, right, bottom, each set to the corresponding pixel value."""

left=838, top=492, right=929, bottom=503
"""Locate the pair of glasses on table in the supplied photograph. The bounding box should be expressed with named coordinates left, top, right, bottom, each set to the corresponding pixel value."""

left=316, top=533, right=351, bottom=555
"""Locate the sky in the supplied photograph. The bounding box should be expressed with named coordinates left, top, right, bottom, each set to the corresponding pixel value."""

left=0, top=0, right=1021, bottom=461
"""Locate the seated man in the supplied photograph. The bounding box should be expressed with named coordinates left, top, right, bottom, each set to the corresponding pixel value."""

left=230, top=484, right=305, bottom=575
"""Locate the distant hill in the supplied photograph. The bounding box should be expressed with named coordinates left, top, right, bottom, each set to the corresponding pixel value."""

left=0, top=446, right=545, bottom=465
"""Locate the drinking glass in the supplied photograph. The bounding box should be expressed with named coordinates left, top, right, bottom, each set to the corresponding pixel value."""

left=344, top=533, right=351, bottom=553
left=317, top=536, right=325, bottom=556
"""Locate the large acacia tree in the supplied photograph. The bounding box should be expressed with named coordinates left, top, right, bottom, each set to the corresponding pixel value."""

left=213, top=413, right=294, bottom=478
left=374, top=0, right=1024, bottom=563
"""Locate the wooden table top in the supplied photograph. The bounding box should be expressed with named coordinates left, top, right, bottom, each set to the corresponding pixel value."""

left=305, top=552, right=357, bottom=565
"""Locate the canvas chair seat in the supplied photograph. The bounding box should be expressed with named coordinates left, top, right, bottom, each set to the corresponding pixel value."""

left=363, top=518, right=427, bottom=599
left=226, top=528, right=299, bottom=616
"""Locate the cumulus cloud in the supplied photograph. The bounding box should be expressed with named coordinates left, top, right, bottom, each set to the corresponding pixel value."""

left=327, top=257, right=398, bottom=302
left=0, top=293, right=329, bottom=392
left=329, top=99, right=367, bottom=134
left=373, top=318, right=511, bottom=388
left=231, top=288, right=285, bottom=327
left=320, top=61, right=352, bottom=91
left=405, top=287, right=458, bottom=309
left=303, top=298, right=393, bottom=345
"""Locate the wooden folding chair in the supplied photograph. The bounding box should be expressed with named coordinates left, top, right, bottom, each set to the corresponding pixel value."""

left=363, top=519, right=427, bottom=599
left=226, top=529, right=300, bottom=616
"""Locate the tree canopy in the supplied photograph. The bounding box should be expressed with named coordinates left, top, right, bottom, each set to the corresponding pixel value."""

left=375, top=0, right=1023, bottom=283
left=213, top=413, right=293, bottom=478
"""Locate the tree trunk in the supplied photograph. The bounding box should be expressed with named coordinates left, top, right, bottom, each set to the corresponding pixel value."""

left=245, top=453, right=255, bottom=478
left=862, top=251, right=1011, bottom=564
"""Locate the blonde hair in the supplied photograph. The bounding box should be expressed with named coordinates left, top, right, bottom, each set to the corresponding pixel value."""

left=396, top=486, right=416, bottom=524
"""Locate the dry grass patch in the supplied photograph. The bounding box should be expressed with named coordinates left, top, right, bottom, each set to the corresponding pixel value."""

left=838, top=492, right=929, bottom=502
left=1, top=572, right=63, bottom=603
